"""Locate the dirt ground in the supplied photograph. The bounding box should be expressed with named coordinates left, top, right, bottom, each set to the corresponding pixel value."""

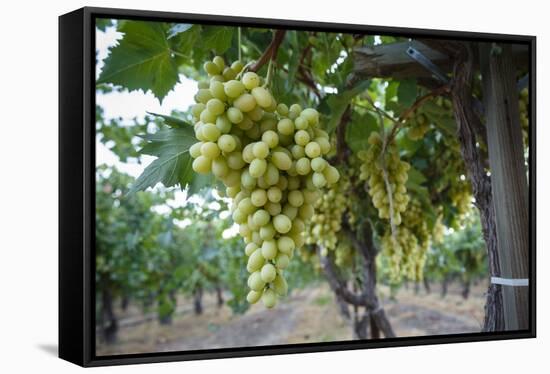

left=96, top=281, right=486, bottom=356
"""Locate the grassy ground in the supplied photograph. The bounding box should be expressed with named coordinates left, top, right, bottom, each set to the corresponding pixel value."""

left=96, top=280, right=486, bottom=356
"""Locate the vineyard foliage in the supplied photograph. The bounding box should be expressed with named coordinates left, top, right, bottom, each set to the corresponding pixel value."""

left=93, top=17, right=527, bottom=327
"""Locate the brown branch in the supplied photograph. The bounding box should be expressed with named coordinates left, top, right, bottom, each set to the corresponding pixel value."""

left=399, top=86, right=450, bottom=122
left=249, top=30, right=287, bottom=72
left=384, top=85, right=450, bottom=146
left=297, top=65, right=322, bottom=98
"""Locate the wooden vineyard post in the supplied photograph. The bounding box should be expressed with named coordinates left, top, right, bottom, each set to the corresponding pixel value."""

left=480, top=44, right=530, bottom=330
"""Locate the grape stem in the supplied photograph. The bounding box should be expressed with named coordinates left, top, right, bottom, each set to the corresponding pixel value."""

left=249, top=30, right=286, bottom=72
left=380, top=148, right=397, bottom=242
left=386, top=85, right=450, bottom=145
left=238, top=27, right=242, bottom=62
left=263, top=58, right=275, bottom=88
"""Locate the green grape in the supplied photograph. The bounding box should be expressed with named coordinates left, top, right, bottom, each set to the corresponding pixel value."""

left=201, top=123, right=221, bottom=142
left=248, top=271, right=265, bottom=291
left=204, top=61, right=220, bottom=75
left=288, top=190, right=304, bottom=207
left=206, top=98, right=225, bottom=116
left=295, top=158, right=311, bottom=175
left=260, top=263, right=277, bottom=282
left=277, top=236, right=295, bottom=254
left=218, top=134, right=237, bottom=153
left=192, top=156, right=211, bottom=174
left=212, top=157, right=229, bottom=178
left=216, top=115, right=232, bottom=133
left=273, top=214, right=292, bottom=233
left=251, top=87, right=273, bottom=108
left=189, top=142, right=202, bottom=158
left=252, top=141, right=270, bottom=159
left=271, top=151, right=292, bottom=170
left=233, top=93, right=257, bottom=113
left=249, top=158, right=267, bottom=178
left=275, top=253, right=290, bottom=269
left=262, top=288, right=277, bottom=308
left=273, top=275, right=288, bottom=296
left=294, top=130, right=310, bottom=146
left=261, top=240, right=278, bottom=260
left=224, top=80, right=246, bottom=98
left=231, top=60, right=244, bottom=73
left=247, top=249, right=265, bottom=272
left=245, top=242, right=258, bottom=256
left=261, top=130, right=279, bottom=148
left=246, top=290, right=262, bottom=304
left=200, top=142, right=220, bottom=159
left=242, top=72, right=260, bottom=90
left=212, top=56, right=225, bottom=71
left=210, top=80, right=227, bottom=101
left=277, top=118, right=295, bottom=135
left=253, top=209, right=270, bottom=227
left=305, top=142, right=321, bottom=158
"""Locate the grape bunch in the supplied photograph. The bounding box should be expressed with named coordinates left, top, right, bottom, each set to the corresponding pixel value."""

left=406, top=110, right=430, bottom=141
left=400, top=199, right=431, bottom=281
left=305, top=173, right=352, bottom=254
left=357, top=132, right=410, bottom=225
left=519, top=88, right=529, bottom=147
left=381, top=226, right=418, bottom=283
left=189, top=56, right=339, bottom=308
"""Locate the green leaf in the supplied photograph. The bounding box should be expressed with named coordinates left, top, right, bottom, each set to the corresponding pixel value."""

left=130, top=127, right=196, bottom=193
left=397, top=132, right=423, bottom=156
left=407, top=167, right=428, bottom=186
left=170, top=25, right=201, bottom=61
left=167, top=23, right=192, bottom=39
left=187, top=173, right=216, bottom=196
left=345, top=112, right=378, bottom=152
left=397, top=79, right=417, bottom=108
left=146, top=112, right=192, bottom=128
left=203, top=27, right=234, bottom=54
left=98, top=21, right=179, bottom=102
left=285, top=32, right=300, bottom=91
left=324, top=80, right=370, bottom=133
left=385, top=81, right=399, bottom=105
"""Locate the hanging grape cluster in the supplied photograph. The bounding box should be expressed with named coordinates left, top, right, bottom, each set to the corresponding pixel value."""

left=305, top=173, right=353, bottom=254
left=357, top=132, right=410, bottom=225
left=406, top=110, right=430, bottom=141
left=519, top=87, right=529, bottom=147
left=189, top=56, right=339, bottom=308
left=381, top=227, right=417, bottom=283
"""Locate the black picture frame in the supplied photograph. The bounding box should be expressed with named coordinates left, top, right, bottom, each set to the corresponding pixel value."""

left=59, top=6, right=536, bottom=367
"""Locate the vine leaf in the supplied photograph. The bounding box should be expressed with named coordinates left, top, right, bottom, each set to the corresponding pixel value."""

left=97, top=21, right=179, bottom=103
left=146, top=112, right=192, bottom=128
left=324, top=80, right=370, bottom=132
left=203, top=27, right=234, bottom=54
left=397, top=79, right=418, bottom=108
left=345, top=112, right=378, bottom=152
left=130, top=127, right=196, bottom=193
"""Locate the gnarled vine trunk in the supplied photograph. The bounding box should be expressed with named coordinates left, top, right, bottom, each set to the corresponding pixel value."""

left=431, top=41, right=505, bottom=331
left=101, top=287, right=118, bottom=344
left=319, top=221, right=395, bottom=339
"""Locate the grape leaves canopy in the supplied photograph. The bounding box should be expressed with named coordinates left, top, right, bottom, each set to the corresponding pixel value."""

left=94, top=17, right=530, bottom=340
